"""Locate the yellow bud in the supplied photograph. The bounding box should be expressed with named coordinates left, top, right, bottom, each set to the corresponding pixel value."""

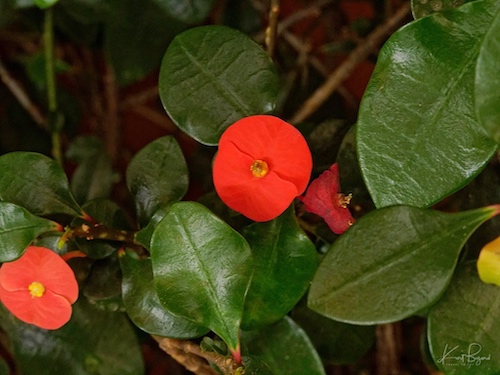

left=477, top=236, right=500, bottom=287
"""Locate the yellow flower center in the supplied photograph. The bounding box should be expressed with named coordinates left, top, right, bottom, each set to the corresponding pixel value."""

left=250, top=160, right=269, bottom=178
left=28, top=281, right=45, bottom=298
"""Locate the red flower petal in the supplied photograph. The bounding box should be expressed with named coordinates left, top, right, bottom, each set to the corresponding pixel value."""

left=0, top=283, right=73, bottom=330
left=299, top=163, right=355, bottom=234
left=213, top=115, right=312, bottom=221
left=0, top=246, right=78, bottom=330
left=0, top=246, right=78, bottom=304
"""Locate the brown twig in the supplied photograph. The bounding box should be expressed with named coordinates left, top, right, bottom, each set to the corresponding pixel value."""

left=376, top=323, right=402, bottom=375
left=102, top=61, right=120, bottom=163
left=153, top=336, right=243, bottom=375
left=265, top=0, right=280, bottom=57
left=0, top=57, right=47, bottom=129
left=289, top=1, right=411, bottom=124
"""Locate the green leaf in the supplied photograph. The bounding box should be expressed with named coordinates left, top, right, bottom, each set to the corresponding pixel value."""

left=241, top=317, right=326, bottom=375
left=0, top=298, right=144, bottom=375
left=0, top=202, right=61, bottom=262
left=308, top=205, right=498, bottom=324
left=33, top=0, right=59, bottom=9
left=0, top=152, right=83, bottom=217
left=357, top=0, right=498, bottom=209
left=291, top=303, right=375, bottom=365
left=120, top=251, right=209, bottom=338
left=241, top=206, right=318, bottom=330
left=66, top=136, right=118, bottom=205
left=126, top=136, right=188, bottom=226
left=83, top=256, right=123, bottom=312
left=159, top=25, right=280, bottom=145
left=411, top=0, right=471, bottom=19
left=475, top=8, right=500, bottom=143
left=150, top=201, right=253, bottom=351
left=103, top=0, right=186, bottom=85
left=428, top=262, right=500, bottom=374
left=154, top=0, right=217, bottom=24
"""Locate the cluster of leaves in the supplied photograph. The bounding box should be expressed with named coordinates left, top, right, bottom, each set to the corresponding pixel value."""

left=0, top=0, right=499, bottom=375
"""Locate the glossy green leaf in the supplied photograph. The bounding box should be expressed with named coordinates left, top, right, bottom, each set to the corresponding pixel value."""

left=411, top=0, right=471, bottom=19
left=0, top=298, right=144, bottom=375
left=103, top=0, right=186, bottom=85
left=83, top=256, right=123, bottom=312
left=357, top=1, right=497, bottom=209
left=66, top=136, right=118, bottom=205
left=0, top=152, right=83, bottom=217
left=154, top=0, right=217, bottom=24
left=241, top=206, right=318, bottom=330
left=291, top=303, right=375, bottom=365
left=159, top=25, right=280, bottom=145
left=126, top=136, right=188, bottom=226
left=150, top=201, right=253, bottom=351
left=120, top=252, right=209, bottom=338
left=0, top=202, right=61, bottom=262
left=475, top=8, right=500, bottom=143
left=308, top=205, right=498, bottom=324
left=428, top=262, right=500, bottom=374
left=241, top=317, right=326, bottom=375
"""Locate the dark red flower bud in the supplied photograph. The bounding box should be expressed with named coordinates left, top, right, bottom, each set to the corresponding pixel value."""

left=213, top=115, right=312, bottom=222
left=299, top=163, right=355, bottom=234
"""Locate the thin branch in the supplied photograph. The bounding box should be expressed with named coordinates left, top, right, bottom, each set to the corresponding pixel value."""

left=43, top=7, right=64, bottom=165
left=376, top=323, right=402, bottom=375
left=265, top=0, right=280, bottom=57
left=153, top=336, right=243, bottom=375
left=0, top=58, right=47, bottom=129
left=289, top=1, right=411, bottom=124
left=102, top=61, right=120, bottom=163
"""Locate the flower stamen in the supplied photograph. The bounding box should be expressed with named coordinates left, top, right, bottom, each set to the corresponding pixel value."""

left=250, top=160, right=269, bottom=178
left=28, top=281, right=45, bottom=298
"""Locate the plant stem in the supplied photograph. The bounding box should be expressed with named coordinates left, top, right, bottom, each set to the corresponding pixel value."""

left=289, top=1, right=411, bottom=124
left=43, top=7, right=63, bottom=165
left=265, top=0, right=280, bottom=57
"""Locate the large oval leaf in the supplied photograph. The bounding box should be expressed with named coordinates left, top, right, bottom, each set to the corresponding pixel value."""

left=154, top=0, right=217, bottom=24
left=103, top=0, right=187, bottom=85
left=0, top=152, right=83, bottom=217
left=0, top=298, right=144, bottom=375
left=428, top=262, right=500, bottom=374
left=241, top=206, right=318, bottom=330
left=150, top=201, right=253, bottom=352
left=308, top=205, right=498, bottom=324
left=159, top=25, right=280, bottom=145
left=0, top=202, right=61, bottom=262
left=241, top=316, right=326, bottom=375
left=120, top=252, right=209, bottom=338
left=357, top=0, right=497, bottom=208
left=291, top=303, right=375, bottom=365
left=475, top=8, right=500, bottom=144
left=126, top=136, right=188, bottom=226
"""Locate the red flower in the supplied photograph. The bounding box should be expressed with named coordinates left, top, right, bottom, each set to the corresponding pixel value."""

left=299, top=163, right=355, bottom=234
left=213, top=115, right=312, bottom=222
left=0, top=246, right=79, bottom=330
